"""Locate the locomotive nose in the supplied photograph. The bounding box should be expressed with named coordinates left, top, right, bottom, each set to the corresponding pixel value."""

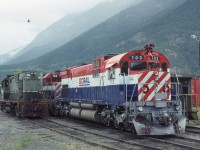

left=138, top=70, right=170, bottom=102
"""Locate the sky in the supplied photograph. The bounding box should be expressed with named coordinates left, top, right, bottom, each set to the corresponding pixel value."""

left=0, top=0, right=110, bottom=55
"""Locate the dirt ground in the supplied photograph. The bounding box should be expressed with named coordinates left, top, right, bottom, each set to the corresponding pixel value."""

left=0, top=111, right=101, bottom=150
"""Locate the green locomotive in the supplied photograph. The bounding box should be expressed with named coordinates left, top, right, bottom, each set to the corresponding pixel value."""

left=0, top=69, right=49, bottom=117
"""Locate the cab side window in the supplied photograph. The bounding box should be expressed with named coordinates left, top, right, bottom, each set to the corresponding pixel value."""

left=162, top=62, right=167, bottom=71
left=108, top=66, right=115, bottom=79
left=120, top=61, right=128, bottom=75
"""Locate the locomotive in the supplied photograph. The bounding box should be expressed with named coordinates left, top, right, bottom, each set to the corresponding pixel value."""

left=42, top=71, right=61, bottom=100
left=0, top=69, right=49, bottom=117
left=46, top=44, right=186, bottom=135
left=42, top=71, right=62, bottom=115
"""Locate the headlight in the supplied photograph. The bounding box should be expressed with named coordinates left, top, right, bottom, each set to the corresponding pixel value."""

left=168, top=117, right=172, bottom=121
left=175, top=106, right=180, bottom=110
left=137, top=107, right=143, bottom=112
left=162, top=111, right=168, bottom=117
left=143, top=86, right=149, bottom=93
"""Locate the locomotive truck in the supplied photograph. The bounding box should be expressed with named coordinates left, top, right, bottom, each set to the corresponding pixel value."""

left=45, top=44, right=186, bottom=135
left=0, top=69, right=49, bottom=117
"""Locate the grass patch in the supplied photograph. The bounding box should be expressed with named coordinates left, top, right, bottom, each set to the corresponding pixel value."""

left=58, top=139, right=104, bottom=150
left=16, top=137, right=33, bottom=150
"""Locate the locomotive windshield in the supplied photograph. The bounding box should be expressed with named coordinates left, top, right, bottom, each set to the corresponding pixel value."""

left=149, top=62, right=159, bottom=70
left=52, top=78, right=61, bottom=82
left=130, top=62, right=147, bottom=70
left=130, top=62, right=160, bottom=71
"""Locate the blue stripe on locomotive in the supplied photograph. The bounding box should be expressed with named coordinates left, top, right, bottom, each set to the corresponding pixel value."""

left=63, top=84, right=139, bottom=107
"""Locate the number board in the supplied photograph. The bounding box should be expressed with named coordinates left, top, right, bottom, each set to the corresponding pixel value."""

left=53, top=74, right=57, bottom=78
left=151, top=56, right=159, bottom=60
left=130, top=55, right=144, bottom=60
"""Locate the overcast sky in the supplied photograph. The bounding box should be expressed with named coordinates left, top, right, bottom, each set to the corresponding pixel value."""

left=0, top=0, right=110, bottom=55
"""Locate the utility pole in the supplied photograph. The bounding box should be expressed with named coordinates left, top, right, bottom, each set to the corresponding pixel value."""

left=191, top=35, right=200, bottom=66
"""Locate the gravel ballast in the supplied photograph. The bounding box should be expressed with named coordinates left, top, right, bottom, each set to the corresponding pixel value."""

left=0, top=111, right=102, bottom=150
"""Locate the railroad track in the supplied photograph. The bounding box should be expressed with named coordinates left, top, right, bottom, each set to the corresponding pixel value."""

left=186, top=125, right=200, bottom=133
left=26, top=117, right=200, bottom=150
left=59, top=117, right=200, bottom=150
left=144, top=125, right=200, bottom=150
left=147, top=135, right=200, bottom=150
left=27, top=118, right=159, bottom=150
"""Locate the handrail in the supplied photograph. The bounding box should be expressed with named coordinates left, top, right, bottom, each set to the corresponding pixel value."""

left=129, top=84, right=136, bottom=114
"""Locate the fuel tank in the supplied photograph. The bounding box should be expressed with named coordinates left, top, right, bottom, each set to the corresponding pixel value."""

left=70, top=108, right=101, bottom=123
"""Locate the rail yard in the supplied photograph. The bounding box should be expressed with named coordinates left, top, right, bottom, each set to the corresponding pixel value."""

left=1, top=44, right=200, bottom=149
left=0, top=111, right=106, bottom=150
left=1, top=111, right=200, bottom=150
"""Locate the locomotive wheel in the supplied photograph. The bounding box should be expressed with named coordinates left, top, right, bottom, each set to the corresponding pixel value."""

left=0, top=104, right=5, bottom=111
left=107, top=119, right=114, bottom=127
left=52, top=109, right=58, bottom=116
left=119, top=123, right=125, bottom=131
left=130, top=124, right=136, bottom=134
left=15, top=108, right=21, bottom=118
left=101, top=108, right=114, bottom=127
left=63, top=104, right=69, bottom=117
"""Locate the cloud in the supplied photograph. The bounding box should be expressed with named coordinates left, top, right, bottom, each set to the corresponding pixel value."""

left=0, top=0, right=109, bottom=54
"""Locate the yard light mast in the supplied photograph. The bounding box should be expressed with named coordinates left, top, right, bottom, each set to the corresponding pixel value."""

left=191, top=34, right=200, bottom=66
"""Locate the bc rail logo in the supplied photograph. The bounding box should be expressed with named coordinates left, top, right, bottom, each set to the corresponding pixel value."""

left=79, top=77, right=90, bottom=86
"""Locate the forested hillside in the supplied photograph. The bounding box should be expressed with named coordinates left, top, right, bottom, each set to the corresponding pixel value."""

left=112, top=0, right=200, bottom=74
left=23, top=0, right=185, bottom=70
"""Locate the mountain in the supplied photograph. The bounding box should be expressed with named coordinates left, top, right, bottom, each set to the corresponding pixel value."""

left=2, top=0, right=199, bottom=80
left=6, top=0, right=142, bottom=65
left=0, top=45, right=26, bottom=65
left=110, top=0, right=200, bottom=74
left=21, top=0, right=186, bottom=70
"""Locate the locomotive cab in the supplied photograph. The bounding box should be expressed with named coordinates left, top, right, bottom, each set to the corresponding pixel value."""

left=42, top=71, right=61, bottom=99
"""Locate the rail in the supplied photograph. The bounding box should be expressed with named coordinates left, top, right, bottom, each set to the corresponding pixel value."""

left=28, top=118, right=162, bottom=150
left=27, top=117, right=200, bottom=150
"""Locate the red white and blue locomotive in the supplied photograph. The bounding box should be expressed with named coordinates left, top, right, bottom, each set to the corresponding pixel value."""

left=42, top=71, right=61, bottom=100
left=46, top=44, right=186, bottom=135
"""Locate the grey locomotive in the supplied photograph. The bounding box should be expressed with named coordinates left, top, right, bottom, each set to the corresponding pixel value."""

left=0, top=69, right=49, bottom=117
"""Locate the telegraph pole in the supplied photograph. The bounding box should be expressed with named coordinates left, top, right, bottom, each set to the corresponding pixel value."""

left=191, top=35, right=200, bottom=66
